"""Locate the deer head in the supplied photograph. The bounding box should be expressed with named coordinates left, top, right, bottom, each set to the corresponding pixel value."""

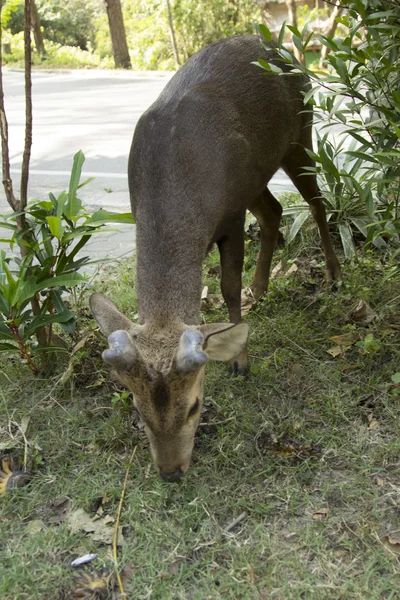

left=90, top=292, right=248, bottom=481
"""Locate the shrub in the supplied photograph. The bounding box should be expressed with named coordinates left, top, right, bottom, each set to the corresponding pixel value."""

left=257, top=1, right=400, bottom=258
left=0, top=151, right=134, bottom=373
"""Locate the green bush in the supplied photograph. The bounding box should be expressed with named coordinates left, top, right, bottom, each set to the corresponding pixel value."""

left=0, top=151, right=134, bottom=373
left=257, top=0, right=400, bottom=258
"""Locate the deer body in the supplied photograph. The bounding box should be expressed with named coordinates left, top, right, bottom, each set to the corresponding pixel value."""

left=91, top=35, right=340, bottom=481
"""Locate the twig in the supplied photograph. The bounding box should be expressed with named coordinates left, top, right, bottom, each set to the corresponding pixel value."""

left=113, top=446, right=137, bottom=598
left=20, top=0, right=33, bottom=213
left=0, top=4, right=18, bottom=211
left=224, top=511, right=247, bottom=533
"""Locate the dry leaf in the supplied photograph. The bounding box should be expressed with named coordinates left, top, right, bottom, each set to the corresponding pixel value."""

left=20, top=417, right=30, bottom=436
left=201, top=286, right=208, bottom=300
left=327, top=332, right=358, bottom=358
left=258, top=434, right=320, bottom=460
left=241, top=287, right=257, bottom=315
left=376, top=477, right=385, bottom=487
left=349, top=300, right=378, bottom=324
left=271, top=261, right=284, bottom=279
left=382, top=535, right=400, bottom=554
left=367, top=413, right=379, bottom=430
left=71, top=333, right=94, bottom=356
left=26, top=519, right=45, bottom=535
left=286, top=263, right=298, bottom=276
left=67, top=508, right=124, bottom=546
left=329, top=332, right=359, bottom=345
left=48, top=497, right=71, bottom=525
left=312, top=507, right=329, bottom=521
left=327, top=345, right=346, bottom=358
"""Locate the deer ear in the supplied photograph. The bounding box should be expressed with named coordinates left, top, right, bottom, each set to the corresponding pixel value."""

left=199, top=322, right=249, bottom=361
left=90, top=292, right=135, bottom=336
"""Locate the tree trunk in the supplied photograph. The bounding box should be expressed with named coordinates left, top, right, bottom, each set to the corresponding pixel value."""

left=320, top=2, right=344, bottom=66
left=104, top=0, right=131, bottom=69
left=286, top=0, right=304, bottom=64
left=31, top=0, right=46, bottom=57
left=166, top=0, right=180, bottom=68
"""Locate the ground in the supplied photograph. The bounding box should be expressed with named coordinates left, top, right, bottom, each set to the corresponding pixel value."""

left=1, top=223, right=400, bottom=600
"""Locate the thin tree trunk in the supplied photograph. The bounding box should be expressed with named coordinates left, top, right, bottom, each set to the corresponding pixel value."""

left=320, top=2, right=344, bottom=65
left=31, top=0, right=46, bottom=57
left=286, top=0, right=304, bottom=64
left=166, top=0, right=180, bottom=68
left=20, top=0, right=33, bottom=218
left=104, top=0, right=131, bottom=69
left=0, top=6, right=18, bottom=211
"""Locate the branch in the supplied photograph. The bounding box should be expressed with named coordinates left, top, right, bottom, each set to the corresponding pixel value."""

left=20, top=0, right=33, bottom=212
left=0, top=6, right=18, bottom=212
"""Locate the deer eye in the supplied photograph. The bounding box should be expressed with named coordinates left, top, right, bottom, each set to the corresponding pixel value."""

left=188, top=398, right=200, bottom=418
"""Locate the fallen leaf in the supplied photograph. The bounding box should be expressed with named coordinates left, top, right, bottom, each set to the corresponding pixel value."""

left=258, top=434, right=320, bottom=460
left=376, top=477, right=385, bottom=486
left=271, top=261, right=284, bottom=279
left=312, top=507, right=329, bottom=521
left=67, top=508, right=124, bottom=546
left=349, top=300, right=378, bottom=323
left=327, top=332, right=358, bottom=357
left=26, top=519, right=45, bottom=535
left=382, top=535, right=400, bottom=554
left=48, top=497, right=71, bottom=525
left=367, top=413, right=379, bottom=430
left=288, top=363, right=306, bottom=379
left=241, top=287, right=257, bottom=315
left=286, top=263, right=298, bottom=276
left=327, top=345, right=346, bottom=358
left=19, top=417, right=30, bottom=436
left=329, top=332, right=359, bottom=345
left=71, top=333, right=94, bottom=355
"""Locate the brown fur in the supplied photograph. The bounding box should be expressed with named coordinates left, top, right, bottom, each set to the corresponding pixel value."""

left=91, top=35, right=340, bottom=480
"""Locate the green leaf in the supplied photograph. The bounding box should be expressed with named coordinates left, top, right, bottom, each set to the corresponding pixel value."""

left=257, top=23, right=272, bottom=42
left=338, top=223, right=356, bottom=259
left=56, top=191, right=68, bottom=218
left=46, top=216, right=65, bottom=240
left=277, top=21, right=286, bottom=49
left=391, top=373, right=400, bottom=384
left=89, top=210, right=135, bottom=225
left=287, top=210, right=310, bottom=244
left=0, top=342, right=19, bottom=353
left=24, top=310, right=75, bottom=339
left=17, top=272, right=84, bottom=307
left=64, top=151, right=85, bottom=219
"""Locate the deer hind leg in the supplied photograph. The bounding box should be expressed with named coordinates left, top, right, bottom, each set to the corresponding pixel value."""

left=217, top=217, right=248, bottom=376
left=248, top=188, right=283, bottom=300
left=281, top=138, right=341, bottom=282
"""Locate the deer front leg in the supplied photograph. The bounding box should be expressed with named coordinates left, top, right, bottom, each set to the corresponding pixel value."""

left=217, top=219, right=248, bottom=376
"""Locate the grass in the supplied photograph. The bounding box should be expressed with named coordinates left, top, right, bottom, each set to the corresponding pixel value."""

left=1, top=226, right=400, bottom=599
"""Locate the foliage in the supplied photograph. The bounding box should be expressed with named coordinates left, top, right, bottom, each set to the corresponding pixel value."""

left=37, top=0, right=100, bottom=51
left=1, top=0, right=24, bottom=34
left=0, top=151, right=134, bottom=372
left=256, top=0, right=400, bottom=259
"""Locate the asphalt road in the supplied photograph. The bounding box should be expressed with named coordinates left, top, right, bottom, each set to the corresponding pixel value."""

left=1, top=68, right=297, bottom=266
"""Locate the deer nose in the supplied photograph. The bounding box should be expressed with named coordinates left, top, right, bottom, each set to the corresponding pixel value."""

left=159, top=467, right=184, bottom=482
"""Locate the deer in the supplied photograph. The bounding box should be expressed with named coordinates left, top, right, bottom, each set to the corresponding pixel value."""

left=90, top=35, right=340, bottom=482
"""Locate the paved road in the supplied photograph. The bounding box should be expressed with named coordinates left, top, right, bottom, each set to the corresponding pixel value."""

left=1, top=68, right=297, bottom=270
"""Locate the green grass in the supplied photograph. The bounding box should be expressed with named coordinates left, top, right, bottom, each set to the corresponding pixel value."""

left=1, top=229, right=400, bottom=599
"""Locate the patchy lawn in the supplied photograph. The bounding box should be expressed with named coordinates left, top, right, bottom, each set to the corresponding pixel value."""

left=1, top=226, right=400, bottom=599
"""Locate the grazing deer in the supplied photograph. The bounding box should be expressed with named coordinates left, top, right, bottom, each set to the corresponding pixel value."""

left=90, top=35, right=340, bottom=482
